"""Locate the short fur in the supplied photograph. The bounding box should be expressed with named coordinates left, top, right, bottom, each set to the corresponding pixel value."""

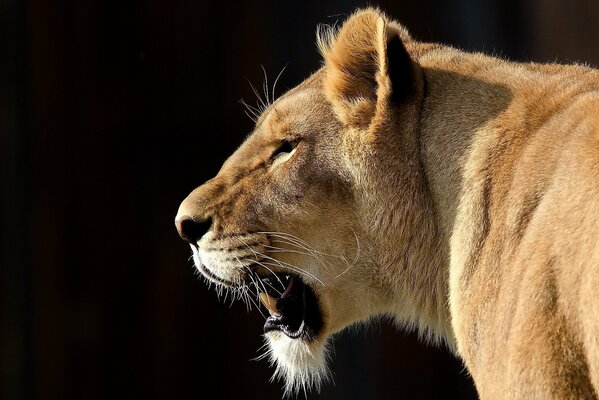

left=176, top=8, right=599, bottom=398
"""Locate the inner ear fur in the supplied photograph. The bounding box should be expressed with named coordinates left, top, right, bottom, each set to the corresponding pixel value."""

left=319, top=8, right=417, bottom=127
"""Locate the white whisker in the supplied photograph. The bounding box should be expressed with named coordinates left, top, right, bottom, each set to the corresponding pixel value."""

left=271, top=64, right=287, bottom=105
left=261, top=64, right=270, bottom=106
left=258, top=257, right=324, bottom=286
left=334, top=228, right=361, bottom=278
left=240, top=98, right=260, bottom=123
left=262, top=242, right=333, bottom=271
left=235, top=238, right=287, bottom=293
left=248, top=79, right=268, bottom=113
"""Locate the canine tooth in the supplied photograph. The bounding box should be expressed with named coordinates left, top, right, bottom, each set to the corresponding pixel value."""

left=259, top=292, right=279, bottom=316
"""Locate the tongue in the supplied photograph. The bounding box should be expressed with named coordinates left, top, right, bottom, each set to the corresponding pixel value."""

left=281, top=275, right=299, bottom=298
left=259, top=292, right=279, bottom=316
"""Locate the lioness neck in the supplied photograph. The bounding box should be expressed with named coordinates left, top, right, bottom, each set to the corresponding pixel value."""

left=405, top=42, right=517, bottom=350
left=411, top=43, right=509, bottom=240
left=407, top=40, right=599, bottom=353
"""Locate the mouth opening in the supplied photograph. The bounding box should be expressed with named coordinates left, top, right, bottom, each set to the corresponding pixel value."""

left=258, top=274, right=323, bottom=340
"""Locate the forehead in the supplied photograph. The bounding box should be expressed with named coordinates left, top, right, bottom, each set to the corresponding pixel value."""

left=263, top=98, right=338, bottom=149
left=261, top=89, right=317, bottom=130
left=255, top=71, right=326, bottom=133
left=219, top=73, right=332, bottom=171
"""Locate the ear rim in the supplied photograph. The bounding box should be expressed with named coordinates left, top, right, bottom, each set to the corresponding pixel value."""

left=318, top=9, right=417, bottom=126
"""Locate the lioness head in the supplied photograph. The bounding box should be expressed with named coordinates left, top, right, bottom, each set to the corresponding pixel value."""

left=176, top=8, right=447, bottom=394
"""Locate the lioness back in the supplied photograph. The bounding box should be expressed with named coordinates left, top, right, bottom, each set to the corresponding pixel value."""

left=176, top=8, right=599, bottom=399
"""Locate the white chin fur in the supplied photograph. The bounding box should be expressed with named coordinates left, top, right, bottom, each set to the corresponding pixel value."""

left=264, top=331, right=331, bottom=396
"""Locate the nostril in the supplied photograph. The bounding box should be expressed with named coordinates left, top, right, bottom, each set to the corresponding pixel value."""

left=175, top=216, right=212, bottom=244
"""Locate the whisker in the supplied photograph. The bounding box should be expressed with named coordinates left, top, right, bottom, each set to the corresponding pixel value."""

left=271, top=64, right=287, bottom=105
left=334, top=228, right=361, bottom=278
left=242, top=265, right=261, bottom=302
left=258, top=256, right=325, bottom=286
left=262, top=244, right=326, bottom=261
left=267, top=238, right=334, bottom=271
left=259, top=275, right=285, bottom=296
left=261, top=64, right=270, bottom=106
left=252, top=266, right=273, bottom=297
left=260, top=231, right=312, bottom=246
left=234, top=238, right=287, bottom=293
left=240, top=242, right=323, bottom=286
left=239, top=98, right=260, bottom=122
left=246, top=271, right=259, bottom=299
left=247, top=292, right=267, bottom=317
left=244, top=110, right=257, bottom=123
left=244, top=290, right=267, bottom=318
left=265, top=231, right=356, bottom=275
left=237, top=285, right=250, bottom=312
left=267, top=233, right=345, bottom=261
left=230, top=261, right=269, bottom=318
left=240, top=98, right=262, bottom=116
left=248, top=79, right=268, bottom=113
left=254, top=261, right=286, bottom=294
left=262, top=232, right=327, bottom=257
left=261, top=242, right=334, bottom=273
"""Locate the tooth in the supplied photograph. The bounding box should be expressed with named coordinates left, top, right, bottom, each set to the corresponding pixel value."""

left=259, top=292, right=279, bottom=316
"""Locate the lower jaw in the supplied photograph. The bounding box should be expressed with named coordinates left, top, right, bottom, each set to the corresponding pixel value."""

left=265, top=319, right=306, bottom=339
left=259, top=275, right=324, bottom=341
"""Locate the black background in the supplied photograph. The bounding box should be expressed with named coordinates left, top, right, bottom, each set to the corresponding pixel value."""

left=2, top=0, right=599, bottom=399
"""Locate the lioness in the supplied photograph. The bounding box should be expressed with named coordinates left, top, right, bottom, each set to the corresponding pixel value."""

left=175, top=8, right=599, bottom=399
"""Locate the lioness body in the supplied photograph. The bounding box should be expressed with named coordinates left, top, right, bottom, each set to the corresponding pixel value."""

left=176, top=9, right=599, bottom=398
left=413, top=43, right=599, bottom=398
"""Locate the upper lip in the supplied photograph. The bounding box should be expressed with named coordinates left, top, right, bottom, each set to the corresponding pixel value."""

left=197, top=263, right=240, bottom=287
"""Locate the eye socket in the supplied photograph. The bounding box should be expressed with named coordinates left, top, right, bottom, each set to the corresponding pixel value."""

left=271, top=139, right=299, bottom=162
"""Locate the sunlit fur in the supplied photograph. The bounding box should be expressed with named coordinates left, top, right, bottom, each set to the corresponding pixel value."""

left=177, top=8, right=599, bottom=398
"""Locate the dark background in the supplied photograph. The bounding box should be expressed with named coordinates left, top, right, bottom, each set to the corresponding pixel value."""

left=2, top=0, right=598, bottom=399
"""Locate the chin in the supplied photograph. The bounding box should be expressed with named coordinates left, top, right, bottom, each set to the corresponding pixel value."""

left=263, top=330, right=332, bottom=396
left=255, top=272, right=332, bottom=396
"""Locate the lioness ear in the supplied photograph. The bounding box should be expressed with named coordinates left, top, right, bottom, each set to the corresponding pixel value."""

left=318, top=8, right=417, bottom=127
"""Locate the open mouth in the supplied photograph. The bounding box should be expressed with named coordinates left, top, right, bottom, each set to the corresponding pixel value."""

left=257, top=274, right=323, bottom=340
left=194, top=251, right=323, bottom=341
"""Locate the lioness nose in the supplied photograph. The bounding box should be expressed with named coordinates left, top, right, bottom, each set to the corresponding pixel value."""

left=175, top=216, right=212, bottom=244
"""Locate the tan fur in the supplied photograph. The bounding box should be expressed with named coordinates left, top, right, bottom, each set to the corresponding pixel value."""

left=176, top=8, right=599, bottom=398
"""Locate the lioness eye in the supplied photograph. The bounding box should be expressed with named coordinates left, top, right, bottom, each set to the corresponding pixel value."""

left=271, top=139, right=298, bottom=161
